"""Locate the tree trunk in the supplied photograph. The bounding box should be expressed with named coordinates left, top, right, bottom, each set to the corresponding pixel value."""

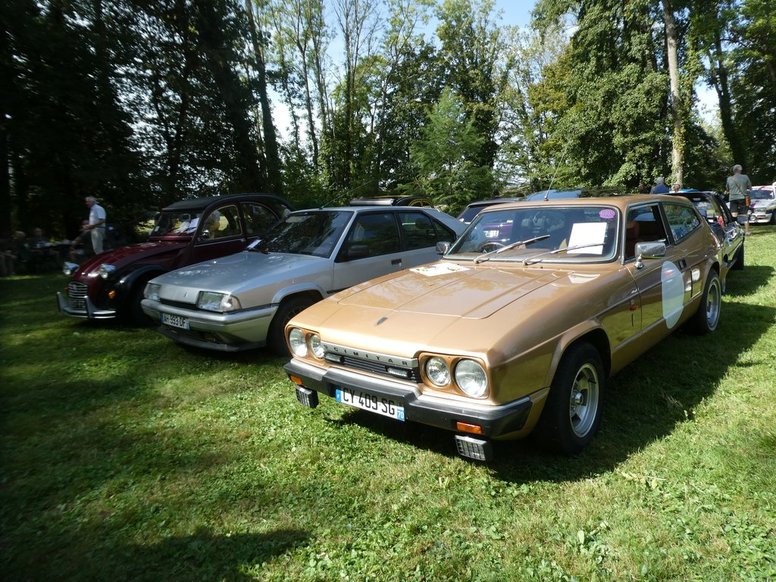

left=661, top=0, right=684, bottom=186
left=708, top=29, right=745, bottom=168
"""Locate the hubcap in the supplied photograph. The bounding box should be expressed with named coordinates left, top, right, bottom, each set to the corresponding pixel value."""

left=568, top=363, right=600, bottom=438
left=706, top=279, right=721, bottom=329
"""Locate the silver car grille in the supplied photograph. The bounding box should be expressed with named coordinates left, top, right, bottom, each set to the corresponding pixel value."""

left=67, top=281, right=88, bottom=311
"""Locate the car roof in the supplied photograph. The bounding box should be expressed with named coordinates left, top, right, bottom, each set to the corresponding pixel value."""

left=476, top=194, right=693, bottom=215
left=348, top=195, right=434, bottom=207
left=162, top=193, right=292, bottom=212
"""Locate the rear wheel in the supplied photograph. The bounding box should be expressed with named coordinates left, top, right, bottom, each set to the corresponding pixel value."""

left=535, top=342, right=604, bottom=455
left=268, top=295, right=316, bottom=356
left=691, top=270, right=721, bottom=334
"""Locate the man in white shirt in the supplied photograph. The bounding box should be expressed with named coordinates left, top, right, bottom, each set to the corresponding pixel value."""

left=85, top=196, right=107, bottom=253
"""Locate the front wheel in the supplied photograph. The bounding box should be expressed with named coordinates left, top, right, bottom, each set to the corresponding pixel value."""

left=691, top=270, right=721, bottom=334
left=267, top=296, right=317, bottom=356
left=534, top=342, right=604, bottom=455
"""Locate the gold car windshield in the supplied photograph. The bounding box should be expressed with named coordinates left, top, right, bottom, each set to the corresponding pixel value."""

left=449, top=206, right=620, bottom=263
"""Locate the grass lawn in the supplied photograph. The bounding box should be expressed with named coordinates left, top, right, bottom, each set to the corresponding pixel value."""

left=2, top=227, right=775, bottom=580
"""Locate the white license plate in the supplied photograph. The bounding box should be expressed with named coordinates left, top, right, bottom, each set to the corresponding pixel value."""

left=335, top=387, right=405, bottom=421
left=161, top=312, right=189, bottom=330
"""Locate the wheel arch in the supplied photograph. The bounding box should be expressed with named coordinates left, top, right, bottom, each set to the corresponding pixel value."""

left=547, top=324, right=612, bottom=387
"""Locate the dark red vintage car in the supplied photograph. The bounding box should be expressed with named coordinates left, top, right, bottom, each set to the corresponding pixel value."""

left=57, top=193, right=292, bottom=323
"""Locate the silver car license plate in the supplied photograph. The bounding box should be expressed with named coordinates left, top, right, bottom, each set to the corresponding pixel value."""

left=161, top=313, right=189, bottom=330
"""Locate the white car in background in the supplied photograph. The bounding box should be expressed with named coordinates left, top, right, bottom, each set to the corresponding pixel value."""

left=141, top=206, right=465, bottom=354
left=748, top=185, right=776, bottom=225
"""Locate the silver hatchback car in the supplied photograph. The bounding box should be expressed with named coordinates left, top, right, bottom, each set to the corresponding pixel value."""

left=141, top=206, right=465, bottom=354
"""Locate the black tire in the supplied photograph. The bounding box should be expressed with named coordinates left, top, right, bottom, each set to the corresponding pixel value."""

left=534, top=342, right=604, bottom=455
left=128, top=284, right=153, bottom=326
left=691, top=270, right=721, bottom=335
left=267, top=295, right=316, bottom=356
left=732, top=243, right=744, bottom=271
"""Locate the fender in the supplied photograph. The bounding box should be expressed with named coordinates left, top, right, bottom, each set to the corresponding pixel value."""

left=543, top=320, right=610, bottom=388
left=271, top=282, right=326, bottom=307
left=118, top=265, right=169, bottom=292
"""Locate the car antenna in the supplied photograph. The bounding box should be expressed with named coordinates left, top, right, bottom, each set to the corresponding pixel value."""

left=543, top=160, right=563, bottom=201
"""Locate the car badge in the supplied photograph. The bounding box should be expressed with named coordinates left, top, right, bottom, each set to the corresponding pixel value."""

left=376, top=316, right=388, bottom=326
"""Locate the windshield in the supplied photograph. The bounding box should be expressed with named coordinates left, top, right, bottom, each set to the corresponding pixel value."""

left=750, top=189, right=774, bottom=200
left=263, top=210, right=352, bottom=258
left=151, top=209, right=206, bottom=237
left=449, top=206, right=619, bottom=263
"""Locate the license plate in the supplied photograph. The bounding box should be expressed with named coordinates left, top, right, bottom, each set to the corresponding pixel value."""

left=335, top=387, right=405, bottom=421
left=161, top=312, right=189, bottom=330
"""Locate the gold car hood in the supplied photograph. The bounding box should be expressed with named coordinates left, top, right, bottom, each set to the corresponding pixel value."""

left=337, top=261, right=558, bottom=318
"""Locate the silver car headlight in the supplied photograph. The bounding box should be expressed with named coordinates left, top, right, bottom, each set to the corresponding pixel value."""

left=197, top=291, right=241, bottom=312
left=289, top=328, right=307, bottom=357
left=310, top=334, right=325, bottom=359
left=98, top=264, right=117, bottom=279
left=455, top=359, right=488, bottom=398
left=62, top=261, right=78, bottom=276
left=425, top=356, right=450, bottom=386
left=144, top=282, right=161, bottom=301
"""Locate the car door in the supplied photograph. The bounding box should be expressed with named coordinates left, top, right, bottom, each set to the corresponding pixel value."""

left=331, top=211, right=405, bottom=291
left=396, top=210, right=458, bottom=267
left=624, top=202, right=692, bottom=337
left=190, top=204, right=247, bottom=262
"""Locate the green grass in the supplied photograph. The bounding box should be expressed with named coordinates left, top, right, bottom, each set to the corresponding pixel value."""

left=2, top=228, right=775, bottom=581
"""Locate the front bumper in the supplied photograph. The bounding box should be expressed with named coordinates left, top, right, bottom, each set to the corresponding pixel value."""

left=56, top=291, right=118, bottom=320
left=748, top=210, right=773, bottom=224
left=285, top=358, right=534, bottom=439
left=141, top=299, right=276, bottom=351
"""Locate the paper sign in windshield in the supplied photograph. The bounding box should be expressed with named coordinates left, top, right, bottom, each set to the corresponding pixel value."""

left=567, top=222, right=607, bottom=254
left=411, top=263, right=469, bottom=277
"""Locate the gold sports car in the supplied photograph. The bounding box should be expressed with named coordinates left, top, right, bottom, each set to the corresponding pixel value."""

left=285, top=195, right=723, bottom=461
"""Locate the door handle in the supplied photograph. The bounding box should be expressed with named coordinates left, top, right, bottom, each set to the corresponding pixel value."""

left=678, top=259, right=687, bottom=270
left=391, top=258, right=402, bottom=266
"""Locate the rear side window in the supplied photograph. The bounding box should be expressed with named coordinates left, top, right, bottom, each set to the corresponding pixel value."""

left=663, top=203, right=701, bottom=242
left=399, top=211, right=455, bottom=250
left=343, top=213, right=401, bottom=258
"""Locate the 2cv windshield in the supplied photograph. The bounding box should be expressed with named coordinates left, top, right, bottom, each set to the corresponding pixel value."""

left=449, top=206, right=620, bottom=263
left=151, top=209, right=206, bottom=237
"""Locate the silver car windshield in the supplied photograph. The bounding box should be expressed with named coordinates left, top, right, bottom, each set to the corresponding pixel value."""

left=265, top=210, right=352, bottom=258
left=449, top=206, right=620, bottom=263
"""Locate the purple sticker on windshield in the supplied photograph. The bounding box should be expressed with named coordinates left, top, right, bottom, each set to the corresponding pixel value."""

left=599, top=209, right=616, bottom=220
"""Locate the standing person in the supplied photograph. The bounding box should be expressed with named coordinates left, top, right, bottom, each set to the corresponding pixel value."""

left=85, top=196, right=107, bottom=253
left=726, top=164, right=752, bottom=235
left=650, top=177, right=669, bottom=194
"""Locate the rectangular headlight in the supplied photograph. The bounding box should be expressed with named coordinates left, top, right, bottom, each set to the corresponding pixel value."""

left=144, top=282, right=161, bottom=301
left=197, top=291, right=241, bottom=312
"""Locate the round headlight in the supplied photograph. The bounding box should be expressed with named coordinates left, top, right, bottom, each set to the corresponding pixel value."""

left=425, top=356, right=450, bottom=386
left=310, top=334, right=325, bottom=359
left=288, top=328, right=307, bottom=357
left=98, top=264, right=117, bottom=279
left=62, top=261, right=78, bottom=276
left=455, top=359, right=488, bottom=398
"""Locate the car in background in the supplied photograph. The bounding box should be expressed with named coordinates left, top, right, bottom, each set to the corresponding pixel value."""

left=456, top=197, right=525, bottom=225
left=286, top=195, right=723, bottom=461
left=141, top=206, right=465, bottom=354
left=673, top=189, right=745, bottom=284
left=748, top=185, right=776, bottom=225
left=57, top=194, right=293, bottom=323
left=523, top=188, right=583, bottom=201
left=349, top=195, right=434, bottom=207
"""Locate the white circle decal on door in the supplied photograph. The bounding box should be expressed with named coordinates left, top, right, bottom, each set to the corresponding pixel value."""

left=661, top=260, right=684, bottom=329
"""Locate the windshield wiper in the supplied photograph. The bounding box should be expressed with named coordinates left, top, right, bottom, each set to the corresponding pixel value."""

left=522, top=242, right=604, bottom=265
left=473, top=234, right=550, bottom=264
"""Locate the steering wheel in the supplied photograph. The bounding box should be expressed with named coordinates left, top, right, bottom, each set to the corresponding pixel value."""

left=478, top=241, right=505, bottom=253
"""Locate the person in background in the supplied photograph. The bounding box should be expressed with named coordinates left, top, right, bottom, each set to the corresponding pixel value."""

left=650, top=177, right=669, bottom=194
left=85, top=196, right=107, bottom=253
left=69, top=220, right=94, bottom=262
left=726, top=164, right=752, bottom=235
left=671, top=182, right=682, bottom=193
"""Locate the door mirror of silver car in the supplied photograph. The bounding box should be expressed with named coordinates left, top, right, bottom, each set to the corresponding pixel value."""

left=436, top=241, right=451, bottom=255
left=634, top=241, right=666, bottom=270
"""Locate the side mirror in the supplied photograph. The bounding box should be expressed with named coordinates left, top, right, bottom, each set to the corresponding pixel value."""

left=436, top=241, right=451, bottom=255
left=634, top=241, right=666, bottom=270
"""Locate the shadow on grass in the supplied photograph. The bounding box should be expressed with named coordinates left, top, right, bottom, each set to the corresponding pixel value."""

left=8, top=527, right=307, bottom=581
left=332, top=270, right=776, bottom=482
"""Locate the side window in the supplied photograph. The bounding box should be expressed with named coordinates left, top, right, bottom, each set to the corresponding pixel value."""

left=243, top=202, right=278, bottom=235
left=663, top=203, right=701, bottom=242
left=202, top=205, right=242, bottom=240
left=399, top=211, right=454, bottom=250
left=624, top=204, right=668, bottom=260
left=342, top=213, right=401, bottom=259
